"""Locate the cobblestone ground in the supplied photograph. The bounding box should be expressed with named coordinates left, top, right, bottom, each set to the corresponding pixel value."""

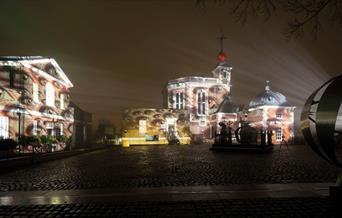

left=0, top=197, right=338, bottom=217
left=0, top=144, right=339, bottom=191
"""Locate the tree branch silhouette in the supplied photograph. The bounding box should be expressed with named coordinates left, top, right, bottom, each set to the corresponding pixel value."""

left=196, top=0, right=342, bottom=39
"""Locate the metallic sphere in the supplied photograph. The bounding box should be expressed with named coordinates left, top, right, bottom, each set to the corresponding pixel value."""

left=301, top=74, right=342, bottom=168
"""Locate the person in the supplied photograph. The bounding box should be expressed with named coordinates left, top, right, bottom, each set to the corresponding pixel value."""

left=219, top=122, right=227, bottom=145
left=280, top=134, right=289, bottom=151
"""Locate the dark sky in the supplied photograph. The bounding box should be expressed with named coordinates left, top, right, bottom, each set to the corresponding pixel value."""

left=1, top=0, right=341, bottom=130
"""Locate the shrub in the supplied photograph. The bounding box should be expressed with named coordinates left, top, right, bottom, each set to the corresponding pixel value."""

left=22, top=135, right=41, bottom=146
left=40, top=135, right=56, bottom=145
left=57, top=135, right=69, bottom=143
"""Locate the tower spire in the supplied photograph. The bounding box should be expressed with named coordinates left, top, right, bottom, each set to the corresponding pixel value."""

left=216, top=32, right=227, bottom=62
left=217, top=33, right=226, bottom=53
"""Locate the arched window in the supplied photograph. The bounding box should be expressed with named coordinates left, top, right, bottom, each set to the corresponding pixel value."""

left=175, top=92, right=184, bottom=109
left=45, top=82, right=55, bottom=107
left=197, top=90, right=206, bottom=115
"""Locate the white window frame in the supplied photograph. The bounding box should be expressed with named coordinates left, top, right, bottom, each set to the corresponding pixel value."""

left=276, top=128, right=282, bottom=142
left=60, top=123, right=64, bottom=136
left=33, top=83, right=39, bottom=103
left=32, top=120, right=38, bottom=135
left=197, top=90, right=207, bottom=116
left=174, top=92, right=184, bottom=110
left=0, top=116, right=9, bottom=139
left=45, top=82, right=55, bottom=107
left=60, top=93, right=64, bottom=110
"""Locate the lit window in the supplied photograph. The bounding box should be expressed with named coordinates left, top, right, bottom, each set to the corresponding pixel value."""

left=276, top=128, right=282, bottom=141
left=60, top=93, right=64, bottom=110
left=0, top=116, right=9, bottom=139
left=33, top=83, right=39, bottom=103
left=139, top=120, right=146, bottom=135
left=180, top=92, right=184, bottom=109
left=32, top=120, right=38, bottom=135
left=276, top=112, right=282, bottom=119
left=175, top=92, right=184, bottom=109
left=197, top=90, right=206, bottom=115
left=45, top=82, right=55, bottom=107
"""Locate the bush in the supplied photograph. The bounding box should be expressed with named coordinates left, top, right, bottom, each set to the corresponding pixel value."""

left=40, top=135, right=56, bottom=145
left=0, top=139, right=18, bottom=151
left=57, top=135, right=69, bottom=143
left=22, top=135, right=41, bottom=146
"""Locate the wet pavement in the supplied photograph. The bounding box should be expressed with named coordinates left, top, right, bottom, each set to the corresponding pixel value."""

left=0, top=144, right=339, bottom=192
left=0, top=197, right=338, bottom=217
left=0, top=144, right=340, bottom=217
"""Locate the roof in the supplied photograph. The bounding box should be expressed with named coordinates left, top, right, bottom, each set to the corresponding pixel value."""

left=249, top=82, right=290, bottom=108
left=0, top=56, right=73, bottom=88
left=216, top=95, right=240, bottom=113
left=0, top=56, right=47, bottom=61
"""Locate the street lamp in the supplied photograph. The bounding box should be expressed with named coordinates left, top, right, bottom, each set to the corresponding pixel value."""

left=12, top=104, right=25, bottom=153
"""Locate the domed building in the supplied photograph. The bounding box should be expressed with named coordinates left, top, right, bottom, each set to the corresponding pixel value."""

left=247, top=81, right=295, bottom=144
left=121, top=36, right=295, bottom=146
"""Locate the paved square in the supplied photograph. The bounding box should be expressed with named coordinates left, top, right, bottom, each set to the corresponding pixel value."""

left=0, top=144, right=339, bottom=192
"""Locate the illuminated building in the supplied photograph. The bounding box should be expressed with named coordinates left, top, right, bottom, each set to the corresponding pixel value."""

left=122, top=37, right=295, bottom=145
left=163, top=43, right=236, bottom=142
left=247, top=81, right=295, bottom=144
left=0, top=56, right=74, bottom=151
left=121, top=108, right=191, bottom=147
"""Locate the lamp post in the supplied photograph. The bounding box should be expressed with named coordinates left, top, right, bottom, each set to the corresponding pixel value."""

left=13, top=104, right=25, bottom=153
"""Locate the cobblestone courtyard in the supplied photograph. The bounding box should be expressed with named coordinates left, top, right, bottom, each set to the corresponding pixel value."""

left=0, top=144, right=339, bottom=192
left=0, top=197, right=336, bottom=218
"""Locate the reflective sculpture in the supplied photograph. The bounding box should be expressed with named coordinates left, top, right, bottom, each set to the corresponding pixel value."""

left=301, top=74, right=342, bottom=168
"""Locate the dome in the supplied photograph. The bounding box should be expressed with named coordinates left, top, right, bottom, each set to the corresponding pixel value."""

left=249, top=81, right=290, bottom=108
left=216, top=95, right=240, bottom=113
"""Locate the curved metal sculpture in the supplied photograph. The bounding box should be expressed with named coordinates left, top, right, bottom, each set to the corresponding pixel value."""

left=301, top=74, right=342, bottom=168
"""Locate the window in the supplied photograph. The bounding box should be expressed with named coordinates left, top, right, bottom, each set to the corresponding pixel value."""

left=33, top=83, right=39, bottom=103
left=0, top=116, right=9, bottom=139
left=139, top=120, right=147, bottom=135
left=46, top=122, right=54, bottom=136
left=222, top=71, right=227, bottom=79
left=60, top=93, right=64, bottom=109
left=32, top=120, right=38, bottom=135
left=55, top=124, right=63, bottom=137
left=45, top=82, right=55, bottom=107
left=276, top=112, right=282, bottom=119
left=9, top=72, right=24, bottom=88
left=175, top=92, right=184, bottom=109
left=60, top=123, right=64, bottom=136
left=276, top=128, right=282, bottom=142
left=9, top=72, right=15, bottom=88
left=197, top=90, right=206, bottom=115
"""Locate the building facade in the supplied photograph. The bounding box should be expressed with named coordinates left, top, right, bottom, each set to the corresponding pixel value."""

left=163, top=51, right=295, bottom=144
left=163, top=51, right=232, bottom=141
left=70, top=102, right=92, bottom=147
left=0, top=56, right=74, bottom=151
left=121, top=40, right=295, bottom=145
left=121, top=108, right=191, bottom=146
left=247, top=81, right=295, bottom=144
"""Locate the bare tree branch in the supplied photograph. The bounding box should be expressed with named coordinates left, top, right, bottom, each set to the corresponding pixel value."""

left=196, top=0, right=342, bottom=39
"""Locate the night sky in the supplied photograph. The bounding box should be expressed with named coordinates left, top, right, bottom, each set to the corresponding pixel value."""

left=1, top=0, right=341, bottom=131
